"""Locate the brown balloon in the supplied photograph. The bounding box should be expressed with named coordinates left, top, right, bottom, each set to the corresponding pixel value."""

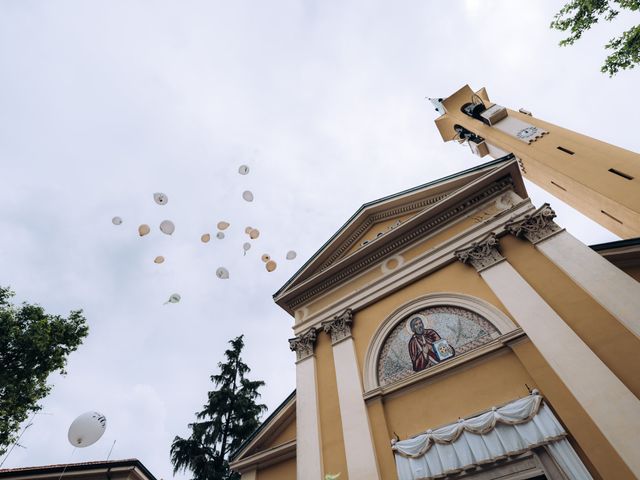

left=138, top=224, right=151, bottom=237
left=217, top=221, right=230, bottom=231
left=261, top=254, right=271, bottom=263
left=154, top=256, right=165, bottom=264
left=201, top=233, right=211, bottom=243
left=249, top=228, right=260, bottom=240
left=245, top=226, right=253, bottom=234
left=265, top=260, right=277, bottom=272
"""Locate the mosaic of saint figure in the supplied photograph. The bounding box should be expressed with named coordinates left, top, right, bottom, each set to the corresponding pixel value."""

left=407, top=316, right=455, bottom=372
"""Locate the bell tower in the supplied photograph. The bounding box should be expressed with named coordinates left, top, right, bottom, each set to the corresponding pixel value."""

left=431, top=84, right=640, bottom=238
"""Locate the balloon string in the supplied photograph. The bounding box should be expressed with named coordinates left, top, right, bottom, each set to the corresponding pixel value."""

left=106, top=440, right=116, bottom=461
left=0, top=412, right=37, bottom=468
left=56, top=447, right=76, bottom=480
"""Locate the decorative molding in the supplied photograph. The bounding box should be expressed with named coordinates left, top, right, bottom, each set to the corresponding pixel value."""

left=229, top=439, right=296, bottom=474
left=322, top=309, right=354, bottom=345
left=504, top=203, right=562, bottom=244
left=292, top=199, right=536, bottom=336
left=283, top=177, right=514, bottom=311
left=454, top=233, right=504, bottom=272
left=362, top=292, right=519, bottom=392
left=288, top=328, right=317, bottom=362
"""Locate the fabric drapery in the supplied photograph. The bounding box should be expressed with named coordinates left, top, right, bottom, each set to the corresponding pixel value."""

left=392, top=392, right=592, bottom=480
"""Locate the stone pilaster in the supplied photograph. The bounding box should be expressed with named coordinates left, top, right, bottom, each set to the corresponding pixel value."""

left=288, top=328, right=318, bottom=362
left=322, top=309, right=354, bottom=345
left=504, top=203, right=562, bottom=243
left=454, top=233, right=504, bottom=272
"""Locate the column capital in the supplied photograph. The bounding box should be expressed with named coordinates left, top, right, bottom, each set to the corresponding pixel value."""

left=504, top=203, right=561, bottom=244
left=288, top=327, right=318, bottom=362
left=322, top=309, right=354, bottom=345
left=454, top=233, right=504, bottom=272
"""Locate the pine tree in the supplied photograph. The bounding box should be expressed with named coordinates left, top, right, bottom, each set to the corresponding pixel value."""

left=171, top=335, right=266, bottom=480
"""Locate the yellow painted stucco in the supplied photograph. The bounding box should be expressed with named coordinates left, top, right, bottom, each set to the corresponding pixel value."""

left=344, top=212, right=418, bottom=257
left=314, top=332, right=349, bottom=476
left=260, top=417, right=296, bottom=450
left=501, top=235, right=640, bottom=397
left=256, top=457, right=296, bottom=480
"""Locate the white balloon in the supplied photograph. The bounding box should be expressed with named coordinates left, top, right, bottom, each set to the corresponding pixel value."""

left=216, top=231, right=225, bottom=239
left=159, top=220, right=175, bottom=235
left=238, top=165, right=250, bottom=175
left=216, top=267, right=229, bottom=279
left=164, top=293, right=181, bottom=304
left=243, top=242, right=251, bottom=251
left=111, top=216, right=122, bottom=226
left=242, top=190, right=254, bottom=202
left=67, top=411, right=107, bottom=448
left=153, top=192, right=168, bottom=205
left=286, top=250, right=297, bottom=260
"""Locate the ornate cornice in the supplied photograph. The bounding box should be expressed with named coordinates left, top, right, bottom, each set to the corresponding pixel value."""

left=288, top=328, right=317, bottom=362
left=454, top=233, right=504, bottom=272
left=283, top=177, right=514, bottom=311
left=322, top=309, right=353, bottom=344
left=504, top=203, right=561, bottom=244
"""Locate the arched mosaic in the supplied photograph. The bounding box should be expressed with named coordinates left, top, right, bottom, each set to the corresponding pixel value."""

left=377, top=306, right=501, bottom=386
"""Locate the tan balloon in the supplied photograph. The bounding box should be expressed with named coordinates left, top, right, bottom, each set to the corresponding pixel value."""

left=245, top=226, right=253, bottom=234
left=265, top=260, right=277, bottom=272
left=217, top=221, right=230, bottom=231
left=154, top=256, right=165, bottom=264
left=249, top=228, right=260, bottom=240
left=201, top=233, right=211, bottom=243
left=261, top=254, right=271, bottom=263
left=138, top=224, right=150, bottom=237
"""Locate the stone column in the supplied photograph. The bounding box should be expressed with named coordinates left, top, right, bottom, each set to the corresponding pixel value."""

left=505, top=203, right=640, bottom=339
left=289, top=328, right=323, bottom=480
left=455, top=233, right=640, bottom=476
left=322, top=309, right=381, bottom=480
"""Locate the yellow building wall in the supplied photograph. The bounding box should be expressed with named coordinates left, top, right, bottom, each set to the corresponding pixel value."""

left=314, top=331, right=349, bottom=476
left=260, top=417, right=295, bottom=449
left=511, top=340, right=634, bottom=480
left=256, top=457, right=296, bottom=480
left=501, top=235, right=640, bottom=397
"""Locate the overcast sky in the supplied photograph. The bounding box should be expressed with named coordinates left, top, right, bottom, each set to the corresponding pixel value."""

left=0, top=1, right=637, bottom=478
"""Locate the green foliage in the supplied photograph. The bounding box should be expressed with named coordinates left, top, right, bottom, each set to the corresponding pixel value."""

left=171, top=336, right=267, bottom=480
left=0, top=286, right=88, bottom=455
left=550, top=0, right=640, bottom=75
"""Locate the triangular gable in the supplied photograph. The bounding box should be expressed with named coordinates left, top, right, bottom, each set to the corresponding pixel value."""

left=229, top=391, right=296, bottom=465
left=274, top=156, right=525, bottom=310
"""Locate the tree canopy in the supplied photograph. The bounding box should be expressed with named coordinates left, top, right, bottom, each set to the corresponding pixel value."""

left=0, top=286, right=88, bottom=456
left=551, top=0, right=640, bottom=76
left=170, top=335, right=266, bottom=480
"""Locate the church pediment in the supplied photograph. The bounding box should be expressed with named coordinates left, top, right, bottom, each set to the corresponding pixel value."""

left=274, top=157, right=526, bottom=315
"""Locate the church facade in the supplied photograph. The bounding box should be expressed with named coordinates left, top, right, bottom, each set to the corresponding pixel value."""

left=230, top=87, right=640, bottom=480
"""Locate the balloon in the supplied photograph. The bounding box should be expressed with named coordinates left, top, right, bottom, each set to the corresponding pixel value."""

left=154, top=256, right=165, bottom=264
left=153, top=192, right=168, bottom=205
left=238, top=165, right=250, bottom=175
left=164, top=293, right=181, bottom=305
left=261, top=254, right=271, bottom=263
left=242, top=190, right=254, bottom=202
left=243, top=242, right=251, bottom=251
left=249, top=228, right=260, bottom=240
left=159, top=220, right=175, bottom=235
left=217, top=221, right=230, bottom=231
left=67, top=411, right=107, bottom=448
left=265, top=260, right=277, bottom=272
left=138, top=224, right=150, bottom=237
left=216, top=232, right=225, bottom=239
left=201, top=233, right=211, bottom=243
left=286, top=250, right=297, bottom=260
left=216, top=267, right=229, bottom=279
left=112, top=216, right=122, bottom=226
left=245, top=226, right=253, bottom=234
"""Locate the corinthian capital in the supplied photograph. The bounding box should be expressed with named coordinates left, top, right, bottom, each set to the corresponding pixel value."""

left=322, top=309, right=354, bottom=345
left=454, top=233, right=504, bottom=272
left=288, top=328, right=318, bottom=362
left=504, top=203, right=561, bottom=244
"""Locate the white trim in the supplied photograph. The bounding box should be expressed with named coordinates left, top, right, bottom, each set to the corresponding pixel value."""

left=332, top=338, right=381, bottom=479
left=295, top=355, right=323, bottom=479
left=363, top=292, right=518, bottom=392
left=293, top=199, right=535, bottom=335
left=536, top=230, right=640, bottom=339
left=481, top=260, right=640, bottom=476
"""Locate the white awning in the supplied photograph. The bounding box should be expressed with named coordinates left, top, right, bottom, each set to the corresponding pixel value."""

left=392, top=391, right=592, bottom=480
